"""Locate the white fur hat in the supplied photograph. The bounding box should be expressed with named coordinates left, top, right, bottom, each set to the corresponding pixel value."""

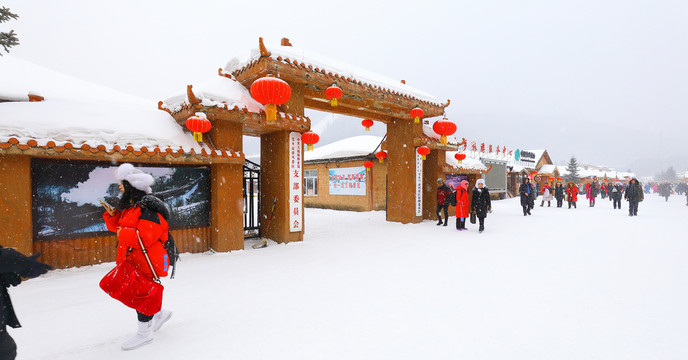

left=115, top=163, right=154, bottom=194
left=476, top=179, right=486, bottom=188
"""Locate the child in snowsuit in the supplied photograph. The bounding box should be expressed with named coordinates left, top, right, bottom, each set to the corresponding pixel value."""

left=455, top=180, right=470, bottom=230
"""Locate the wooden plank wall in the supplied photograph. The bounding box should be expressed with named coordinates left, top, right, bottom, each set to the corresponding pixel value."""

left=34, top=227, right=212, bottom=269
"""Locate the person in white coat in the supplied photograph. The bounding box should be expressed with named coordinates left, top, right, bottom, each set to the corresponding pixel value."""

left=540, top=183, right=554, bottom=207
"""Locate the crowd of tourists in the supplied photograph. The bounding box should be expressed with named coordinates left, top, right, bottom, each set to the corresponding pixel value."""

left=435, top=175, right=649, bottom=235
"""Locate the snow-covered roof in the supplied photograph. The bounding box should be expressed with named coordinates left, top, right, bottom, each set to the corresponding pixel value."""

left=161, top=74, right=264, bottom=114
left=538, top=164, right=557, bottom=174
left=0, top=56, right=236, bottom=158
left=559, top=165, right=636, bottom=180
left=304, top=135, right=382, bottom=162
left=446, top=151, right=488, bottom=172
left=224, top=42, right=444, bottom=107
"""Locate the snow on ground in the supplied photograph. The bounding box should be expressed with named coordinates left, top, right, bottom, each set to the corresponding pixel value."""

left=11, top=193, right=688, bottom=359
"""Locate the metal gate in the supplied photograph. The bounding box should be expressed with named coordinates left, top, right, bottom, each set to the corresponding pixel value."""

left=243, top=159, right=260, bottom=238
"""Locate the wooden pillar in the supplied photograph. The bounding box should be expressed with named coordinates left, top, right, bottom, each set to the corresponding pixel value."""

left=386, top=118, right=423, bottom=223
left=208, top=120, right=244, bottom=252
left=0, top=155, right=33, bottom=256
left=260, top=130, right=303, bottom=243
left=422, top=149, right=446, bottom=220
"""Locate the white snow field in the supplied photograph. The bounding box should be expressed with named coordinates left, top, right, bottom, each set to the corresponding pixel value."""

left=11, top=193, right=688, bottom=359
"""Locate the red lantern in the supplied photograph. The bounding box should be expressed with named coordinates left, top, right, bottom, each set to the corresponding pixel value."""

left=417, top=146, right=430, bottom=160
left=185, top=113, right=212, bottom=142
left=455, top=153, right=466, bottom=164
left=548, top=177, right=555, bottom=181
left=375, top=150, right=387, bottom=163
left=432, top=119, right=457, bottom=145
left=410, top=107, right=424, bottom=124
left=361, top=119, right=374, bottom=132
left=557, top=177, right=562, bottom=181
left=301, top=131, right=319, bottom=151
left=363, top=160, right=374, bottom=171
left=250, top=75, right=291, bottom=122
left=325, top=84, right=343, bottom=107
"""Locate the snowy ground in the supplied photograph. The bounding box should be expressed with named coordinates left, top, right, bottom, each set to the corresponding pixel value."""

left=11, top=193, right=688, bottom=359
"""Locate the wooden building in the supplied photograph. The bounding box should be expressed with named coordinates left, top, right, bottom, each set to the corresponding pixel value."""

left=303, top=135, right=489, bottom=218
left=1, top=38, right=456, bottom=267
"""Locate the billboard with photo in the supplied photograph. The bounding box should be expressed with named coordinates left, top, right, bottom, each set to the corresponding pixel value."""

left=31, top=159, right=210, bottom=241
left=328, top=167, right=367, bottom=196
left=445, top=174, right=468, bottom=191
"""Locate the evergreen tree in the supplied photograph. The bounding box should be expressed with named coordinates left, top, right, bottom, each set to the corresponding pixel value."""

left=563, top=156, right=580, bottom=184
left=0, top=6, right=19, bottom=55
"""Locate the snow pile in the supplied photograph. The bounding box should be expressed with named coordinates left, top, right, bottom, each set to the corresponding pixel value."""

left=304, top=135, right=383, bottom=162
left=10, top=194, right=688, bottom=359
left=162, top=75, right=265, bottom=114
left=224, top=43, right=443, bottom=106
left=0, top=56, right=203, bottom=152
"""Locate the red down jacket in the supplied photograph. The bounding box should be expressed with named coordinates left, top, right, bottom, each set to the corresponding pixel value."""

left=455, top=188, right=470, bottom=218
left=104, top=204, right=169, bottom=279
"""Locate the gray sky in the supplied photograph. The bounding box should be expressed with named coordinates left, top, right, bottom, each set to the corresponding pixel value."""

left=4, top=0, right=687, bottom=176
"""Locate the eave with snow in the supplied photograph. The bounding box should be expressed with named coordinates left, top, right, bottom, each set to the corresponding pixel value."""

left=227, top=38, right=449, bottom=124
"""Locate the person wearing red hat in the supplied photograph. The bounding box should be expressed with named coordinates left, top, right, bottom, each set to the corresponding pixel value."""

left=455, top=180, right=470, bottom=230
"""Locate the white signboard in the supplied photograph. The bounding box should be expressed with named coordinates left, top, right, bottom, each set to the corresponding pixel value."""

left=289, top=132, right=303, bottom=232
left=328, top=167, right=367, bottom=196
left=415, top=152, right=423, bottom=217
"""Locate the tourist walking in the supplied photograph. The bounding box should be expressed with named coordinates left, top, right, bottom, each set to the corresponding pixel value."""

left=455, top=180, right=470, bottom=230
left=540, top=183, right=553, bottom=207
left=566, top=182, right=578, bottom=208
left=519, top=177, right=532, bottom=216
left=436, top=178, right=451, bottom=226
left=101, top=163, right=173, bottom=350
left=471, top=179, right=491, bottom=233
left=554, top=180, right=565, bottom=208
left=611, top=182, right=623, bottom=209
left=624, top=178, right=644, bottom=216
left=0, top=246, right=52, bottom=360
left=658, top=182, right=672, bottom=202
left=587, top=179, right=599, bottom=207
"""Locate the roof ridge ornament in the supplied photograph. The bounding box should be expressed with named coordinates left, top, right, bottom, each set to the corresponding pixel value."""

left=259, top=37, right=271, bottom=57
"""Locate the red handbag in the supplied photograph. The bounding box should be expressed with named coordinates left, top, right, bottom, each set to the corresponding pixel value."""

left=100, top=231, right=163, bottom=316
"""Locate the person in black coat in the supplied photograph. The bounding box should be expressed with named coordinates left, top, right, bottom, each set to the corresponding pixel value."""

left=624, top=178, right=644, bottom=216
left=471, top=179, right=492, bottom=233
left=553, top=180, right=565, bottom=208
left=0, top=246, right=52, bottom=360
left=610, top=183, right=624, bottom=209
left=518, top=177, right=532, bottom=216
left=436, top=178, right=452, bottom=226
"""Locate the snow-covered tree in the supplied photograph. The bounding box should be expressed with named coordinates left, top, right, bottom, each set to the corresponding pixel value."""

left=564, top=156, right=580, bottom=183
left=655, top=166, right=676, bottom=181
left=0, top=6, right=19, bottom=55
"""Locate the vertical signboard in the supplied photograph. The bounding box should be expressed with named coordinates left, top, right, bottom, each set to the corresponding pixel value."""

left=289, top=132, right=303, bottom=232
left=415, top=152, right=423, bottom=217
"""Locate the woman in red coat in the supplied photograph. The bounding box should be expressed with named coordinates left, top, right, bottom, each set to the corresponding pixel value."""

left=455, top=180, right=470, bottom=230
left=101, top=163, right=172, bottom=351
left=566, top=181, right=578, bottom=209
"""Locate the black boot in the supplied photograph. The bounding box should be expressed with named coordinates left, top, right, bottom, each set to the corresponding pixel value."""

left=437, top=220, right=443, bottom=226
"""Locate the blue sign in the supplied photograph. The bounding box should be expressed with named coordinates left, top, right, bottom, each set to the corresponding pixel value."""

left=515, top=149, right=521, bottom=161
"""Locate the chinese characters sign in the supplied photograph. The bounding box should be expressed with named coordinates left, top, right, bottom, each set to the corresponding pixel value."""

left=289, top=132, right=303, bottom=232
left=328, top=167, right=367, bottom=196
left=415, top=152, right=423, bottom=216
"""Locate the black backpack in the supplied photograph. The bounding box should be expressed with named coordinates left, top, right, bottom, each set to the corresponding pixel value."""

left=447, top=191, right=457, bottom=207
left=138, top=195, right=179, bottom=279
